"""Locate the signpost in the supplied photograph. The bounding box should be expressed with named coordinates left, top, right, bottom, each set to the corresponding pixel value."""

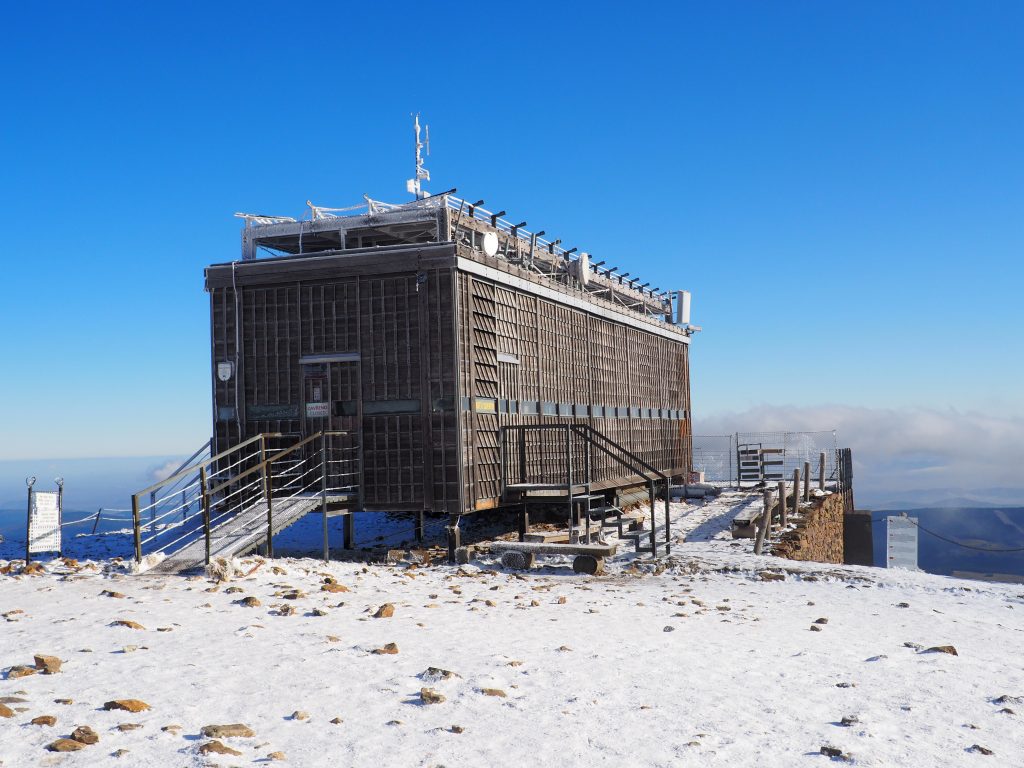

left=26, top=477, right=63, bottom=562
left=886, top=514, right=919, bottom=570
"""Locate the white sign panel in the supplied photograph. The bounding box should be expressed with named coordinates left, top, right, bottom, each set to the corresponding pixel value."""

left=886, top=515, right=919, bottom=570
left=28, top=491, right=61, bottom=555
left=306, top=402, right=330, bottom=419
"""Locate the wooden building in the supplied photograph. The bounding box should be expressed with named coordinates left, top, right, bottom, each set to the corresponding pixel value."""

left=205, top=194, right=694, bottom=542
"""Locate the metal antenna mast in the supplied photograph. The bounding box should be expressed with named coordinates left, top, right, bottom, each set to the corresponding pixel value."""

left=406, top=113, right=431, bottom=199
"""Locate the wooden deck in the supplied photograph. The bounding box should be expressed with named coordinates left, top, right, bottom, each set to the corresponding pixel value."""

left=150, top=496, right=323, bottom=574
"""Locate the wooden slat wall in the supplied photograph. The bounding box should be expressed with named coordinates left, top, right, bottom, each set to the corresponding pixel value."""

left=209, top=267, right=461, bottom=514
left=457, top=272, right=691, bottom=513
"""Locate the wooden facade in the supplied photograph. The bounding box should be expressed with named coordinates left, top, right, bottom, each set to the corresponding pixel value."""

left=206, top=198, right=692, bottom=520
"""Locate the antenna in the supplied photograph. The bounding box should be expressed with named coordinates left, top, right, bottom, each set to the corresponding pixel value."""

left=406, top=113, right=431, bottom=200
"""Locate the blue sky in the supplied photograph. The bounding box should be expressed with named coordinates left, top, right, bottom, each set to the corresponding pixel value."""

left=1, top=2, right=1021, bottom=485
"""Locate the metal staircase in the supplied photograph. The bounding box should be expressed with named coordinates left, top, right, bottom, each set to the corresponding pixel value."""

left=129, top=431, right=360, bottom=573
left=499, top=423, right=673, bottom=556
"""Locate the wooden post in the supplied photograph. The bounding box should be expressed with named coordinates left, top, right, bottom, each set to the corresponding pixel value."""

left=344, top=511, right=355, bottom=549
left=754, top=488, right=772, bottom=555
left=518, top=506, right=529, bottom=542
left=777, top=480, right=787, bottom=528
left=792, top=468, right=800, bottom=518
left=131, top=493, right=142, bottom=563
left=199, top=465, right=211, bottom=565
left=803, top=461, right=810, bottom=501
left=25, top=477, right=36, bottom=566
left=321, top=433, right=329, bottom=562
left=819, top=451, right=826, bottom=490
left=264, top=437, right=274, bottom=559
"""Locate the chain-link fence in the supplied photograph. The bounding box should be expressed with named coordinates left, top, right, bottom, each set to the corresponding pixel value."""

left=690, top=431, right=840, bottom=486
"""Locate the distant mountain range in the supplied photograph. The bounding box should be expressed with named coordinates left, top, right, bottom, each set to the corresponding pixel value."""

left=857, top=486, right=1024, bottom=511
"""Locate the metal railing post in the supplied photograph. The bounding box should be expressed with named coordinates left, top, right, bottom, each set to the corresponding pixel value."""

left=200, top=465, right=211, bottom=565
left=819, top=451, right=826, bottom=490
left=131, top=493, right=142, bottom=563
left=518, top=427, right=527, bottom=484
left=565, top=425, right=574, bottom=539
left=499, top=427, right=507, bottom=500
left=149, top=490, right=156, bottom=523
left=648, top=479, right=657, bottom=554
left=321, top=432, right=329, bottom=562
left=663, top=478, right=671, bottom=555
left=260, top=434, right=274, bottom=558
left=803, top=461, right=810, bottom=501
left=777, top=480, right=787, bottom=528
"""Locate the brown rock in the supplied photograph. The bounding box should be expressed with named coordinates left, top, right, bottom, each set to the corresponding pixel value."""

left=224, top=586, right=244, bottom=594
left=814, top=618, right=829, bottom=625
left=34, top=654, right=62, bottom=674
left=290, top=710, right=309, bottom=721
left=109, top=620, right=146, bottom=630
left=450, top=725, right=465, bottom=734
left=556, top=596, right=567, bottom=605
left=311, top=608, right=328, bottom=617
left=420, top=688, right=446, bottom=704
left=810, top=625, right=823, bottom=632
left=71, top=725, right=100, bottom=745
left=329, top=717, right=343, bottom=725
left=268, top=752, right=286, bottom=761
left=201, top=723, right=255, bottom=738
left=47, top=738, right=85, bottom=752
left=421, top=667, right=460, bottom=682
left=101, top=590, right=127, bottom=599
left=372, top=643, right=399, bottom=655
left=0, top=703, right=14, bottom=718
left=373, top=603, right=395, bottom=618
left=480, top=688, right=507, bottom=698
left=969, top=744, right=994, bottom=755
left=31, top=715, right=57, bottom=726
left=116, top=723, right=143, bottom=731
left=923, top=645, right=958, bottom=656
left=112, top=748, right=130, bottom=758
left=104, top=699, right=151, bottom=713
left=160, top=724, right=182, bottom=732
left=54, top=698, right=73, bottom=705
left=276, top=605, right=296, bottom=616
left=759, top=571, right=785, bottom=581
left=6, top=665, right=37, bottom=679
left=238, top=596, right=262, bottom=608
left=199, top=740, right=242, bottom=756
left=321, top=583, right=349, bottom=593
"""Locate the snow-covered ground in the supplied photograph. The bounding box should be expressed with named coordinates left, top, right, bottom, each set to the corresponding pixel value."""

left=1, top=491, right=1022, bottom=767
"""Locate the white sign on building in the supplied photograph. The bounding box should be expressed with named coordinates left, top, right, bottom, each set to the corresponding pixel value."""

left=886, top=515, right=919, bottom=570
left=28, top=491, right=62, bottom=555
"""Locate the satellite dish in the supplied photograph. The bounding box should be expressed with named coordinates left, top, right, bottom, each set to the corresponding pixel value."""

left=482, top=231, right=499, bottom=257
left=571, top=252, right=590, bottom=286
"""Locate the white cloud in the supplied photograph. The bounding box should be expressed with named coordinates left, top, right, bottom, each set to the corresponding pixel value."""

left=150, top=459, right=183, bottom=484
left=695, top=405, right=1024, bottom=504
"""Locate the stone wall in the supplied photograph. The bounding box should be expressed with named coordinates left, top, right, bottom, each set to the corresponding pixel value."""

left=773, top=491, right=846, bottom=564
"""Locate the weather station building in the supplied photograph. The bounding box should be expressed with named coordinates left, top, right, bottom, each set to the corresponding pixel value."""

left=204, top=118, right=697, bottom=551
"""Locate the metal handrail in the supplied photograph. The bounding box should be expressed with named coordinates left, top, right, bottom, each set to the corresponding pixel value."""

left=130, top=430, right=356, bottom=565
left=499, top=422, right=673, bottom=555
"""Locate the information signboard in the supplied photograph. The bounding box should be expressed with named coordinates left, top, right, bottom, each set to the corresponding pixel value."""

left=28, top=491, right=62, bottom=555
left=886, top=515, right=919, bottom=570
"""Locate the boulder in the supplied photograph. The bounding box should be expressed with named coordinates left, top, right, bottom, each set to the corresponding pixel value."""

left=109, top=620, right=145, bottom=630
left=371, top=643, right=399, bottom=655
left=103, top=699, right=150, bottom=713
left=0, top=703, right=14, bottom=718
left=31, top=715, right=57, bottom=726
left=71, top=725, right=99, bottom=745
left=200, top=723, right=255, bottom=738
left=33, top=654, right=62, bottom=674
left=199, top=740, right=242, bottom=756
left=6, top=665, right=37, bottom=679
left=47, top=738, right=85, bottom=752
left=420, top=688, right=445, bottom=704
left=923, top=645, right=958, bottom=656
left=373, top=603, right=395, bottom=618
